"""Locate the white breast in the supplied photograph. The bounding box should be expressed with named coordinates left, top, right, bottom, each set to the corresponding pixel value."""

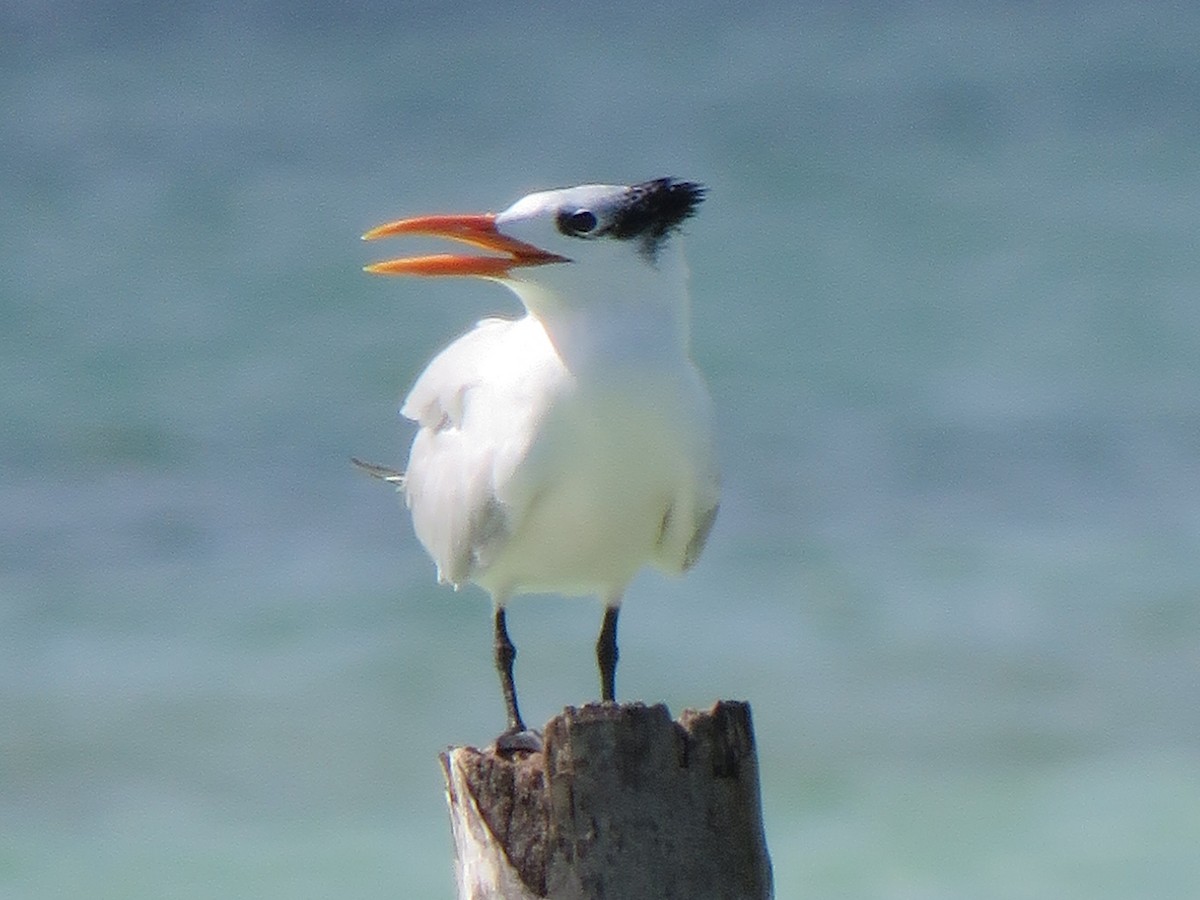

left=401, top=314, right=718, bottom=599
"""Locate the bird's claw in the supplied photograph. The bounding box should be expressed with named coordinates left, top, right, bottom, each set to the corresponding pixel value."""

left=494, top=728, right=543, bottom=754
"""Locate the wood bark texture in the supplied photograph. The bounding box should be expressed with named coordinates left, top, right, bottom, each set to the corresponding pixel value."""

left=440, top=700, right=773, bottom=899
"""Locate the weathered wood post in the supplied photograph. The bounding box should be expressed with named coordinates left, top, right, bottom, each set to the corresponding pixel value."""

left=439, top=700, right=773, bottom=899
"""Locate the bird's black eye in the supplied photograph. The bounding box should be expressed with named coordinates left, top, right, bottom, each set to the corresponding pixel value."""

left=557, top=209, right=598, bottom=237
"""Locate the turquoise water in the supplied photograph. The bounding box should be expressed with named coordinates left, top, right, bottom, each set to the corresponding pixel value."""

left=4, top=2, right=1200, bottom=897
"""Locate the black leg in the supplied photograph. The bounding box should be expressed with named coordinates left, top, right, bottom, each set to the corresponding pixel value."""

left=493, top=606, right=526, bottom=734
left=596, top=605, right=620, bottom=703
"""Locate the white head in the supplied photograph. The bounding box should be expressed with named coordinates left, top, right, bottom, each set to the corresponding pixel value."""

left=495, top=180, right=704, bottom=325
left=495, top=179, right=704, bottom=265
left=364, top=178, right=706, bottom=357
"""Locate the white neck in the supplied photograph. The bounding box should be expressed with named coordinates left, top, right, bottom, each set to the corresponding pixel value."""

left=503, top=241, right=692, bottom=372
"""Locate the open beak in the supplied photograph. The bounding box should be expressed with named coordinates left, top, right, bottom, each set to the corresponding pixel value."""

left=362, top=213, right=568, bottom=278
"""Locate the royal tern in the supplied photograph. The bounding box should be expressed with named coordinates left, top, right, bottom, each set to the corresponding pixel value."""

left=362, top=178, right=719, bottom=745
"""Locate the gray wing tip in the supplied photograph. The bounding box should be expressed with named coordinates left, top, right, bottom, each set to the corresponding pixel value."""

left=350, top=457, right=406, bottom=487
left=682, top=503, right=720, bottom=571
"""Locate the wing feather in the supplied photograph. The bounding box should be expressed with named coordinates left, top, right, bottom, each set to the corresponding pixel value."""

left=399, top=316, right=565, bottom=587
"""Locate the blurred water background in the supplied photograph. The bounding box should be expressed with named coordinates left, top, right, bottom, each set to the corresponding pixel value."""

left=4, top=1, right=1200, bottom=897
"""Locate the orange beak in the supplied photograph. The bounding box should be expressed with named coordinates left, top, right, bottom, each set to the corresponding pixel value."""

left=362, top=213, right=568, bottom=278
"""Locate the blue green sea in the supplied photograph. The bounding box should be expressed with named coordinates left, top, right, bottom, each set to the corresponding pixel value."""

left=4, top=2, right=1199, bottom=897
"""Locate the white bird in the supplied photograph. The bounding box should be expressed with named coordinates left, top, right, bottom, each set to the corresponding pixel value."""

left=361, top=178, right=719, bottom=746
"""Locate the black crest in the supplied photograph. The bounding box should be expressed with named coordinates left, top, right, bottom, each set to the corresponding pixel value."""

left=602, top=178, right=706, bottom=258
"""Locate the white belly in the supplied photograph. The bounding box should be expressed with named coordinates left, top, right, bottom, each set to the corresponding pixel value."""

left=401, top=314, right=718, bottom=599
left=476, top=382, right=706, bottom=598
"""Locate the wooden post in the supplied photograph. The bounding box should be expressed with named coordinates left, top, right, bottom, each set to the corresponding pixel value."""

left=439, top=701, right=773, bottom=899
